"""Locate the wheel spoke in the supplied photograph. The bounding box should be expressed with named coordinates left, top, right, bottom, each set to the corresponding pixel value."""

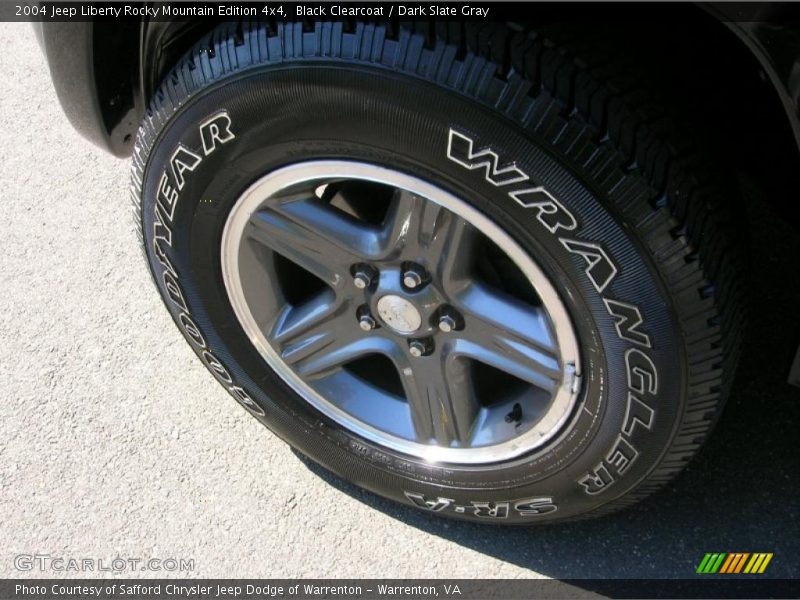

left=268, top=292, right=371, bottom=379
left=432, top=214, right=479, bottom=295
left=454, top=282, right=562, bottom=392
left=380, top=189, right=428, bottom=258
left=392, top=349, right=480, bottom=446
left=381, top=189, right=480, bottom=291
left=269, top=288, right=340, bottom=345
left=248, top=196, right=381, bottom=287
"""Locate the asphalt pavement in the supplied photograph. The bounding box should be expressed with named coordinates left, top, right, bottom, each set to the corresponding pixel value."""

left=1, top=23, right=798, bottom=583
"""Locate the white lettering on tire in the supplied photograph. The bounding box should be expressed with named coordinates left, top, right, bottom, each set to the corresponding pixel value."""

left=446, top=128, right=661, bottom=498
left=149, top=111, right=264, bottom=417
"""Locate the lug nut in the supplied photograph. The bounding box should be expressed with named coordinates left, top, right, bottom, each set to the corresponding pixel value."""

left=437, top=306, right=462, bottom=333
left=359, top=314, right=376, bottom=331
left=438, top=315, right=456, bottom=333
left=352, top=264, right=377, bottom=289
left=408, top=338, right=432, bottom=357
left=356, top=304, right=377, bottom=331
left=403, top=272, right=422, bottom=289
left=402, top=263, right=428, bottom=290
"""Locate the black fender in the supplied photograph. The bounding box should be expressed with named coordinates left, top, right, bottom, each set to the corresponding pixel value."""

left=36, top=21, right=141, bottom=157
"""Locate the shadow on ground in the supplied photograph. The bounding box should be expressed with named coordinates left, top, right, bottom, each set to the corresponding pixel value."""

left=296, top=190, right=800, bottom=581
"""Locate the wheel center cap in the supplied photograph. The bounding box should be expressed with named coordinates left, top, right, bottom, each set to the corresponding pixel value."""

left=376, top=295, right=422, bottom=333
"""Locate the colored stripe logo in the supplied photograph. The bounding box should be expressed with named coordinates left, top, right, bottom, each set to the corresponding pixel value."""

left=697, top=553, right=773, bottom=574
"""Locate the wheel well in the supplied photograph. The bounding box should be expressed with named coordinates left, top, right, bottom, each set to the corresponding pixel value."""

left=565, top=13, right=800, bottom=224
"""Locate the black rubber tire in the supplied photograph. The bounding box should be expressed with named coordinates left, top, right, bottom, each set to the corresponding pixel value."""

left=131, top=20, right=743, bottom=524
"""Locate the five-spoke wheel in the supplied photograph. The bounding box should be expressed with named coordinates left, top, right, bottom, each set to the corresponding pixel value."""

left=221, top=162, right=581, bottom=464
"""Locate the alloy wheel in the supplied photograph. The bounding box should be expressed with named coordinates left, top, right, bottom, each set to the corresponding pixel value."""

left=221, top=161, right=581, bottom=464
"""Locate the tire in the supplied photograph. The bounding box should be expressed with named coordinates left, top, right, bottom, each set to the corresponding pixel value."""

left=131, top=20, right=742, bottom=523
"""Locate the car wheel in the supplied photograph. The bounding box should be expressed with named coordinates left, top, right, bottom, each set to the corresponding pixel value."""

left=131, top=21, right=742, bottom=523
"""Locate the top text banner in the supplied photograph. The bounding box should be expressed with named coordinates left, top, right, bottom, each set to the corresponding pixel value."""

left=8, top=2, right=495, bottom=21
left=2, top=2, right=796, bottom=22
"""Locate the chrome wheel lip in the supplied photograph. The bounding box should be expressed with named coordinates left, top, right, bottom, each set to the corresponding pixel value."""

left=221, top=160, right=582, bottom=464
